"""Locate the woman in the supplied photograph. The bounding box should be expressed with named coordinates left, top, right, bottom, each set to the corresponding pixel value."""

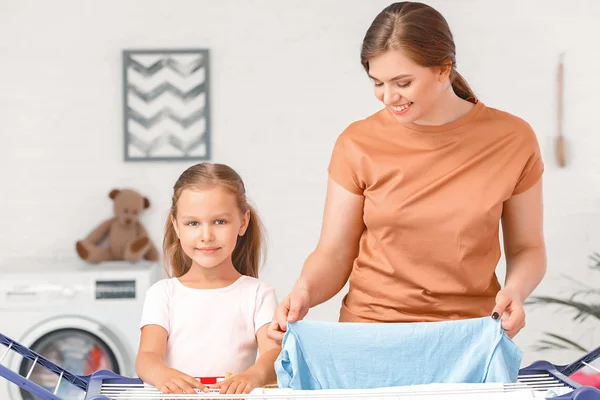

left=269, top=1, right=546, bottom=341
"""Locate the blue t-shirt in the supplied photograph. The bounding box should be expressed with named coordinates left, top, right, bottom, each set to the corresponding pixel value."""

left=275, top=317, right=522, bottom=390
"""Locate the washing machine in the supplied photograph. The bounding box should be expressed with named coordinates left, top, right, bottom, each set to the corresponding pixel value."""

left=0, top=258, right=163, bottom=399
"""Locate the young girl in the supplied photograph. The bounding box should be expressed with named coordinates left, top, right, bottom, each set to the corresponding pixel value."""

left=136, top=163, right=280, bottom=395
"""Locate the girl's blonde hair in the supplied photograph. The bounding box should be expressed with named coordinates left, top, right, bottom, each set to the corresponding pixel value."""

left=163, top=163, right=265, bottom=278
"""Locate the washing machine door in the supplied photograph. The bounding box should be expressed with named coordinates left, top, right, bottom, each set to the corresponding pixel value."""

left=8, top=316, right=129, bottom=400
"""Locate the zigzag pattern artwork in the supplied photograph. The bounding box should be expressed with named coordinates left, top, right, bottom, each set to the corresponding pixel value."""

left=123, top=49, right=211, bottom=161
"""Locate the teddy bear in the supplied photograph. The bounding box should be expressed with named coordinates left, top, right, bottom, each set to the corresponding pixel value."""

left=76, top=188, right=159, bottom=263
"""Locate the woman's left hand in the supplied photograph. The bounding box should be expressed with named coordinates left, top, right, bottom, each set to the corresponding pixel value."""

left=491, top=289, right=526, bottom=339
left=213, top=373, right=259, bottom=395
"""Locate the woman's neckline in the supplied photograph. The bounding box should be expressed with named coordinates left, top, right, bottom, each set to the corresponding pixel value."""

left=384, top=99, right=484, bottom=134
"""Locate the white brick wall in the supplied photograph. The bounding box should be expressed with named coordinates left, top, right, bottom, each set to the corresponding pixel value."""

left=0, top=0, right=598, bottom=366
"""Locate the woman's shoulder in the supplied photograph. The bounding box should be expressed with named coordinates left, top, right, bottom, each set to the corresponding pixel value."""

left=338, top=109, right=390, bottom=140
left=479, top=103, right=535, bottom=134
left=472, top=103, right=541, bottom=151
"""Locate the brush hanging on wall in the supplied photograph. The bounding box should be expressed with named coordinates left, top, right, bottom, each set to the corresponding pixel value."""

left=556, top=52, right=567, bottom=167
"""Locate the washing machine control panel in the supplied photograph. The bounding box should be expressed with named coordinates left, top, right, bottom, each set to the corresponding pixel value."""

left=1, top=278, right=145, bottom=309
left=0, top=282, right=83, bottom=308
left=94, top=280, right=136, bottom=300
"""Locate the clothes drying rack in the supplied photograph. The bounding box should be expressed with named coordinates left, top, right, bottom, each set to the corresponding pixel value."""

left=1, top=332, right=599, bottom=399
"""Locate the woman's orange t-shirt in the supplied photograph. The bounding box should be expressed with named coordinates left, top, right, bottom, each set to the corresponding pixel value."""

left=328, top=101, right=544, bottom=322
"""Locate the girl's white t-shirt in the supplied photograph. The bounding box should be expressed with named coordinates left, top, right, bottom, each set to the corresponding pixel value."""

left=139, top=275, right=278, bottom=377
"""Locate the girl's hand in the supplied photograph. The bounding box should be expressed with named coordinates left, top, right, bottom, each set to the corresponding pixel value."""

left=491, top=289, right=526, bottom=339
left=214, top=373, right=260, bottom=395
left=154, top=366, right=206, bottom=394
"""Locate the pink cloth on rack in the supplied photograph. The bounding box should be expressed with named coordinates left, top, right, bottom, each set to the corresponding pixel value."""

left=571, top=371, right=600, bottom=389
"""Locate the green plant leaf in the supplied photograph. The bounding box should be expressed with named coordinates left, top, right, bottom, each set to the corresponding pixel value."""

left=531, top=252, right=598, bottom=353
left=589, top=253, right=600, bottom=270
left=532, top=333, right=588, bottom=353
left=525, top=296, right=600, bottom=321
left=569, top=289, right=600, bottom=301
left=542, top=333, right=588, bottom=352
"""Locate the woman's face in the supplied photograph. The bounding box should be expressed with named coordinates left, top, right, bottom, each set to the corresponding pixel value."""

left=368, top=49, right=451, bottom=125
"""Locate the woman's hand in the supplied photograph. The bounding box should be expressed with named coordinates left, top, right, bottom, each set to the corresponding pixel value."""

left=491, top=289, right=525, bottom=339
left=153, top=366, right=206, bottom=395
left=267, top=283, right=311, bottom=342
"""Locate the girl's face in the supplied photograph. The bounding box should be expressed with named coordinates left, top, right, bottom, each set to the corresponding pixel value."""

left=368, top=49, right=451, bottom=125
left=172, top=186, right=249, bottom=272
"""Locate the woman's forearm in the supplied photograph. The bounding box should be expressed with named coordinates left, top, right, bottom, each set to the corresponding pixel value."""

left=297, top=247, right=355, bottom=307
left=504, top=245, right=547, bottom=301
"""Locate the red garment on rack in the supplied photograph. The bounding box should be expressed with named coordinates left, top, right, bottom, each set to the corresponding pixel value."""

left=571, top=371, right=600, bottom=389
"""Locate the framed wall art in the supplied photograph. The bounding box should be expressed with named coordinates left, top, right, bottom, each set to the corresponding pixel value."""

left=122, top=49, right=211, bottom=161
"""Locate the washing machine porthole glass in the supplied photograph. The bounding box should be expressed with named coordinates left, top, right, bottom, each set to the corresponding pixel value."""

left=18, top=329, right=120, bottom=400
